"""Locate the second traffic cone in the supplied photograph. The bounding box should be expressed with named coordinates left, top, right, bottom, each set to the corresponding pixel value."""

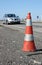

left=22, top=12, right=36, bottom=52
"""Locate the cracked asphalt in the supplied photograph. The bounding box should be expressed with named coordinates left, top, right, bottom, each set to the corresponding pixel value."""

left=0, top=26, right=42, bottom=65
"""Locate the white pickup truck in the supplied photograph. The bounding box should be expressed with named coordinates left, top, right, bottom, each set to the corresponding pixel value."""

left=3, top=14, right=21, bottom=24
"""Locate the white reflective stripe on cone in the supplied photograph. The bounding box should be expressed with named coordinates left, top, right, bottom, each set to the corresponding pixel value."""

left=24, top=34, right=34, bottom=41
left=26, top=19, right=32, bottom=26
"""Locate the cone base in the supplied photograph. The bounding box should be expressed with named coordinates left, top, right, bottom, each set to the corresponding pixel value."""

left=22, top=41, right=36, bottom=52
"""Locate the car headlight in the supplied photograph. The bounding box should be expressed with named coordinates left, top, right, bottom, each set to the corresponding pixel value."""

left=7, top=18, right=12, bottom=21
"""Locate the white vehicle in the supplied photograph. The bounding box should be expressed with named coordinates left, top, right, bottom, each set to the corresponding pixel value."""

left=3, top=14, right=20, bottom=24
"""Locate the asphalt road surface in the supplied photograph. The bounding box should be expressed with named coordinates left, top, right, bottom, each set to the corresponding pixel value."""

left=0, top=22, right=42, bottom=65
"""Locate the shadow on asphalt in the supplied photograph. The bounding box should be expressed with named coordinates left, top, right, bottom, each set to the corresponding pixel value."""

left=36, top=49, right=42, bottom=51
left=27, top=49, right=42, bottom=56
left=5, top=23, right=25, bottom=25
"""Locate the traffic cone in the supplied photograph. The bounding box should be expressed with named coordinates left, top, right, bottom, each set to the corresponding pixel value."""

left=22, top=12, right=36, bottom=52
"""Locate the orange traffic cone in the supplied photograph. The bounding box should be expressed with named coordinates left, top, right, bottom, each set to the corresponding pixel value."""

left=22, top=12, right=36, bottom=52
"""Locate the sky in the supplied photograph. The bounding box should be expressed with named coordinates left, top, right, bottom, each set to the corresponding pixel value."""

left=0, top=0, right=42, bottom=20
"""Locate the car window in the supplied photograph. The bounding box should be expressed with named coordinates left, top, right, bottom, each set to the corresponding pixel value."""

left=5, top=14, right=16, bottom=17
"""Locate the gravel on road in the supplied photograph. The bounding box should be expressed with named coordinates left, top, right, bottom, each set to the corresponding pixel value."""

left=0, top=26, right=42, bottom=65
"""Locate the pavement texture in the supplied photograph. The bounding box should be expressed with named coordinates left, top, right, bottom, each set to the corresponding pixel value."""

left=0, top=25, right=42, bottom=65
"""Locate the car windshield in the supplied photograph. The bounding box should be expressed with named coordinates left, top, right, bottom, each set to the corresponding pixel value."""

left=5, top=14, right=16, bottom=17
